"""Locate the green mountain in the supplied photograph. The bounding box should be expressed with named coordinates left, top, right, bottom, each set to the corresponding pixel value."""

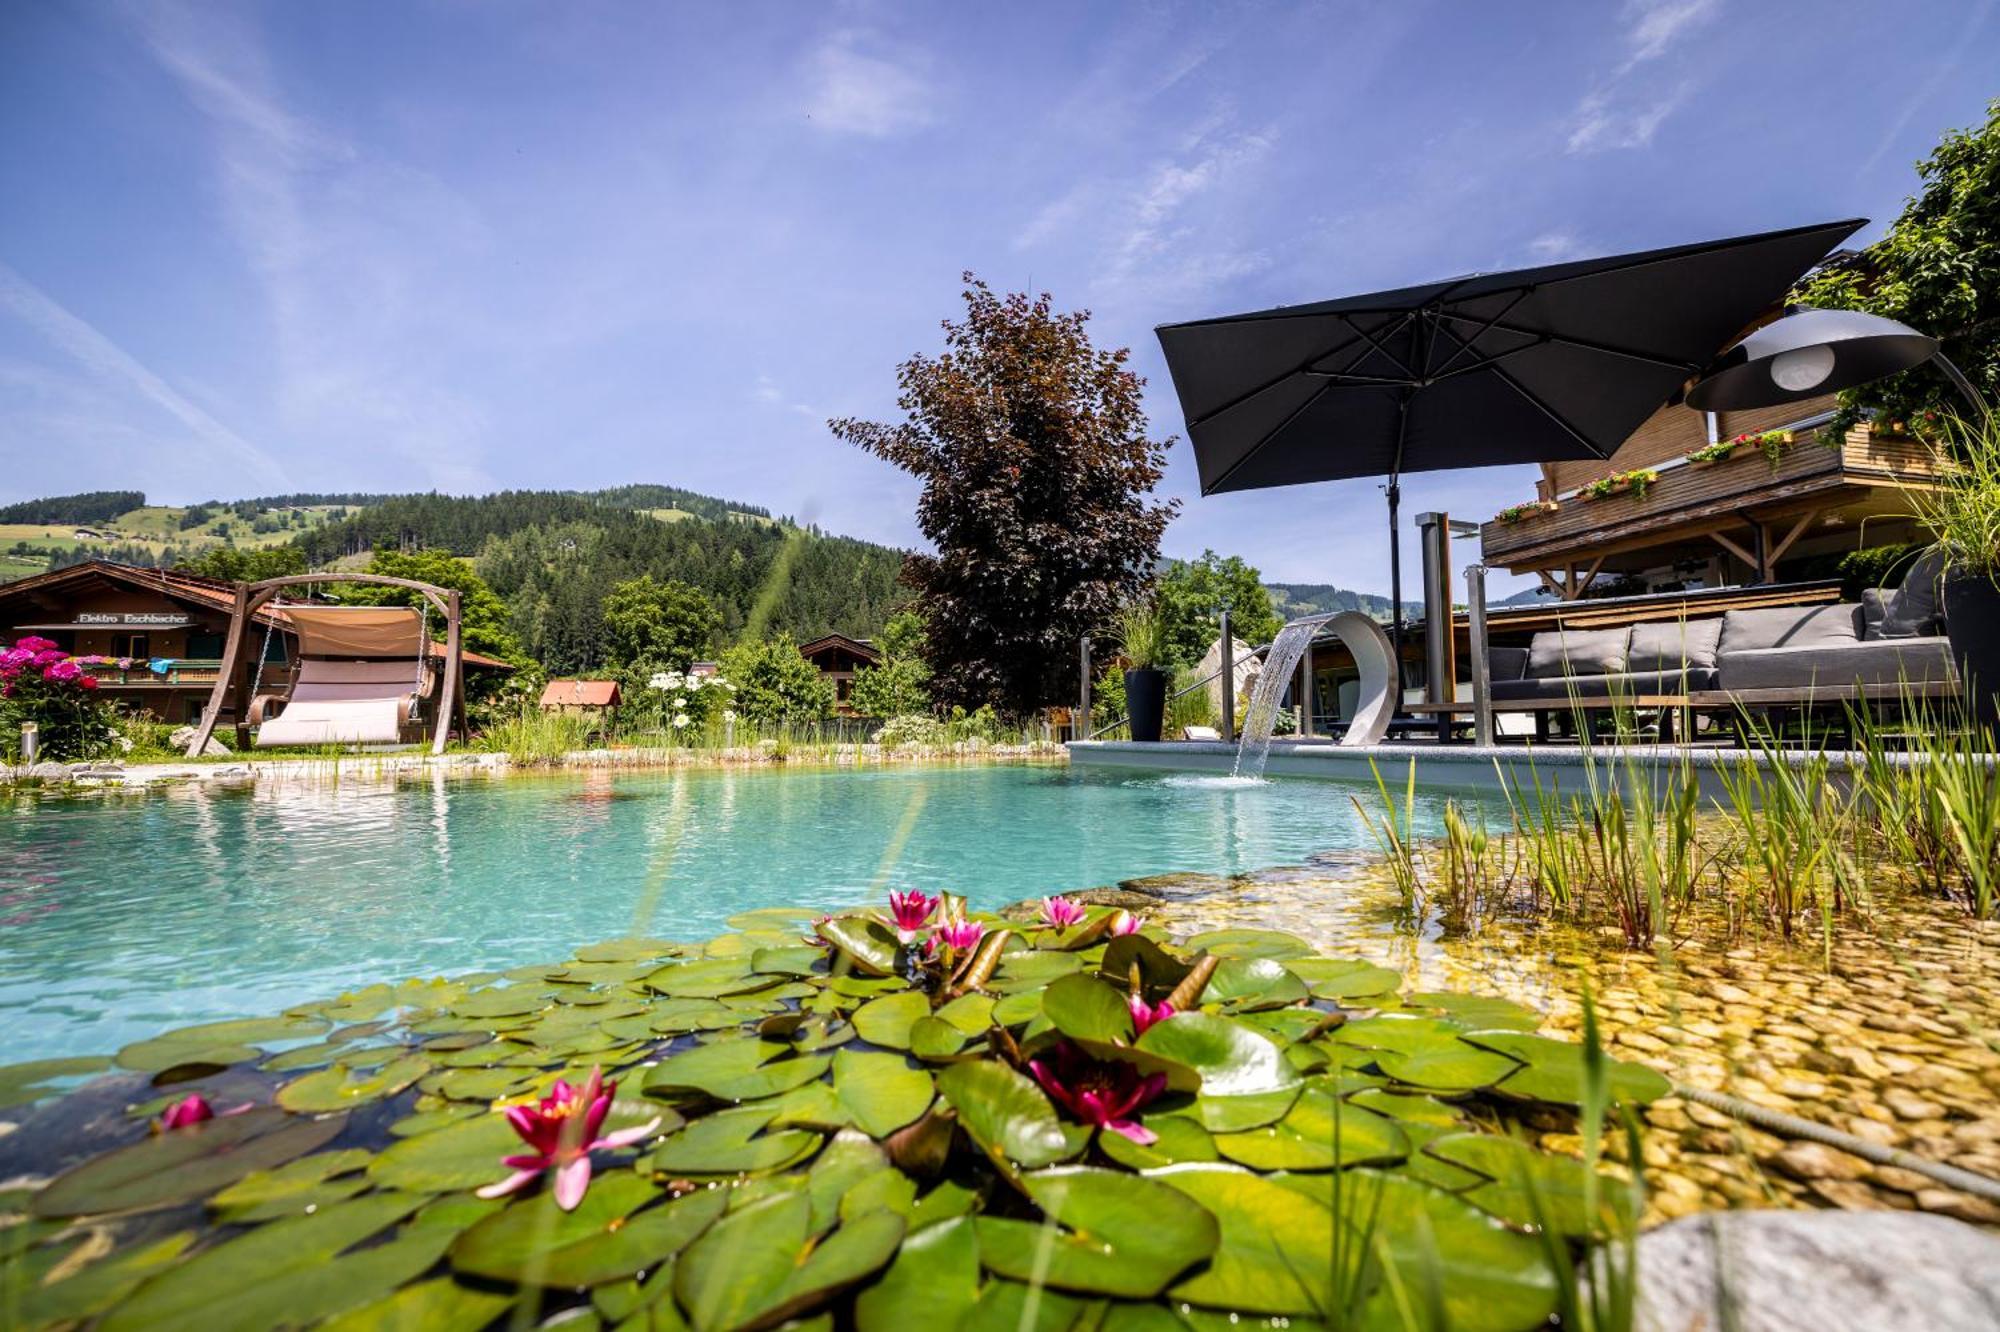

left=1, top=487, right=907, bottom=673
left=1263, top=581, right=1420, bottom=623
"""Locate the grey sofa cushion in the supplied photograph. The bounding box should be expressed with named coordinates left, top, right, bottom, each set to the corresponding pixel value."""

left=1716, top=638, right=1958, bottom=691
left=1488, top=646, right=1529, bottom=681
left=1874, top=548, right=1947, bottom=638
left=1490, top=668, right=1716, bottom=702
left=1628, top=618, right=1723, bottom=672
left=1527, top=627, right=1630, bottom=679
left=1860, top=589, right=1893, bottom=638
left=1718, top=604, right=1861, bottom=654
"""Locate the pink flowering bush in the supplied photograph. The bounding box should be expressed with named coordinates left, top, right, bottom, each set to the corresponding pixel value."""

left=1, top=636, right=115, bottom=761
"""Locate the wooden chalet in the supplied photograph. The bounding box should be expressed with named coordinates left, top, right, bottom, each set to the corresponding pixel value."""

left=0, top=559, right=510, bottom=725
left=1479, top=388, right=1939, bottom=599
left=797, top=633, right=879, bottom=715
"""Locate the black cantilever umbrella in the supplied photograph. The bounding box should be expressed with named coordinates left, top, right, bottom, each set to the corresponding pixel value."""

left=1154, top=218, right=1866, bottom=657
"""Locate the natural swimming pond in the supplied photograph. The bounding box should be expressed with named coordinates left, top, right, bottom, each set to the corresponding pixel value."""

left=0, top=761, right=1481, bottom=1060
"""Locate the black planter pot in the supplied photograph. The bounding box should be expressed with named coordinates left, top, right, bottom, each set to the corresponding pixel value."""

left=1123, top=667, right=1168, bottom=742
left=1944, top=569, right=2000, bottom=728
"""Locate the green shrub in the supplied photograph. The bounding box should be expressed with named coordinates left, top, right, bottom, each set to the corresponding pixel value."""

left=874, top=713, right=947, bottom=747
left=1, top=638, right=116, bottom=762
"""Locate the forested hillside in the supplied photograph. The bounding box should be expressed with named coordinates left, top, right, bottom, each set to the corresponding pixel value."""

left=1, top=486, right=906, bottom=674
left=1264, top=581, right=1418, bottom=623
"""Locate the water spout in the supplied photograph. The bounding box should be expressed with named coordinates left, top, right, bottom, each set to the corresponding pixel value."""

left=1232, top=614, right=1337, bottom=779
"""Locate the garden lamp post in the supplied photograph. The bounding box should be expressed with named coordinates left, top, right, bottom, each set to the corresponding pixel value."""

left=1686, top=306, right=1990, bottom=418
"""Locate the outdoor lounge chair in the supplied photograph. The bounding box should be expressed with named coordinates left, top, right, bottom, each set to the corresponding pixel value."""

left=251, top=605, right=433, bottom=748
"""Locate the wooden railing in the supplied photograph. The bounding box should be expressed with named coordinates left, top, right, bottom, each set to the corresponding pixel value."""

left=79, top=659, right=296, bottom=689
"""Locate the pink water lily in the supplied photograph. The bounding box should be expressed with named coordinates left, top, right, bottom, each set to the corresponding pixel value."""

left=802, top=915, right=833, bottom=946
left=1040, top=896, right=1087, bottom=930
left=1128, top=996, right=1175, bottom=1035
left=156, top=1093, right=252, bottom=1132
left=1107, top=910, right=1142, bottom=936
left=1029, top=1041, right=1166, bottom=1145
left=158, top=1094, right=214, bottom=1130
left=934, top=920, right=985, bottom=953
left=886, top=890, right=938, bottom=942
left=478, top=1067, right=661, bottom=1211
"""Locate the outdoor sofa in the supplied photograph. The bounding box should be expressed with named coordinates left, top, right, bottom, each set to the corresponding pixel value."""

left=1486, top=553, right=1957, bottom=707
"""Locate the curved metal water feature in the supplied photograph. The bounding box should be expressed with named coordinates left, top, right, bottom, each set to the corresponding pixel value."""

left=1232, top=611, right=1396, bottom=778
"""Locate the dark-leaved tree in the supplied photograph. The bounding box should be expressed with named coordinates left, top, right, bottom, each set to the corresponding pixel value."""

left=832, top=276, right=1177, bottom=717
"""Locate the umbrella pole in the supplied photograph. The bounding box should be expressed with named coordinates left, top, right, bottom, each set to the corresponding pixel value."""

left=1386, top=389, right=1409, bottom=722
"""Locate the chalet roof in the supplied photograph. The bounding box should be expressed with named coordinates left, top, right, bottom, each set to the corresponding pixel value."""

left=0, top=559, right=513, bottom=669
left=797, top=632, right=880, bottom=664
left=541, top=679, right=621, bottom=707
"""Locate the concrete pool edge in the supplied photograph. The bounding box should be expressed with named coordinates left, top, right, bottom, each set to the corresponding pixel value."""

left=1067, top=737, right=1946, bottom=797
left=3, top=741, right=1067, bottom=792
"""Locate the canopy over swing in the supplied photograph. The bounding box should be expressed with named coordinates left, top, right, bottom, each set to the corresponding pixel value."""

left=183, top=574, right=467, bottom=757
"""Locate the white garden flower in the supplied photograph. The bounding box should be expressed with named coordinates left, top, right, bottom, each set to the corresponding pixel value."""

left=672, top=695, right=687, bottom=708
left=648, top=673, right=672, bottom=691
left=672, top=713, right=690, bottom=729
left=722, top=709, right=736, bottom=723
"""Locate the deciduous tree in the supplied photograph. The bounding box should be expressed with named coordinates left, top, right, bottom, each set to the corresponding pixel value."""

left=1154, top=550, right=1281, bottom=670
left=1793, top=99, right=2000, bottom=434
left=832, top=276, right=1176, bottom=716
left=600, top=575, right=720, bottom=670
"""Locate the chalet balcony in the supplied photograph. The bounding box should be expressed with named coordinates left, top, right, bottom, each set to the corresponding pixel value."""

left=1479, top=426, right=1940, bottom=590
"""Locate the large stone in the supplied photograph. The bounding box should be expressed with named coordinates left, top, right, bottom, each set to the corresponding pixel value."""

left=1771, top=1141, right=1871, bottom=1182
left=1633, top=1211, right=2000, bottom=1332
left=169, top=725, right=230, bottom=758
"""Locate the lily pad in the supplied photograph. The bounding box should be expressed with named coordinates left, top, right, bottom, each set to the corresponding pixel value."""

left=851, top=991, right=931, bottom=1050
left=370, top=1113, right=523, bottom=1193
left=1458, top=1030, right=1672, bottom=1105
left=935, top=992, right=996, bottom=1035
left=831, top=1050, right=933, bottom=1137
left=35, top=1109, right=347, bottom=1217
left=1184, top=928, right=1313, bottom=960
left=1042, top=973, right=1135, bottom=1045
left=938, top=1060, right=1088, bottom=1170
left=1283, top=957, right=1403, bottom=998
left=1278, top=1169, right=1560, bottom=1331
left=644, top=1040, right=832, bottom=1102
left=450, top=1171, right=727, bottom=1286
left=675, top=1190, right=905, bottom=1331
left=976, top=1166, right=1218, bottom=1298
left=1098, top=933, right=1193, bottom=993
left=649, top=1106, right=824, bottom=1176
left=277, top=1056, right=430, bottom=1112
left=208, top=1149, right=374, bottom=1222
left=1212, top=1086, right=1410, bottom=1171
left=1097, top=1114, right=1219, bottom=1171
left=1424, top=1133, right=1636, bottom=1236
left=97, top=1192, right=427, bottom=1332
left=1136, top=1012, right=1300, bottom=1130
left=1407, top=992, right=1542, bottom=1031
left=752, top=945, right=824, bottom=977
left=646, top=958, right=776, bottom=999
left=816, top=917, right=899, bottom=976
left=0, top=1055, right=112, bottom=1108
left=853, top=1214, right=980, bottom=1332
left=1204, top=956, right=1311, bottom=1011
left=1372, top=1042, right=1522, bottom=1094
left=317, top=1277, right=516, bottom=1332
left=909, top=1016, right=970, bottom=1059
left=449, top=987, right=551, bottom=1020
left=13, top=1232, right=197, bottom=1326
left=1151, top=1163, right=1341, bottom=1315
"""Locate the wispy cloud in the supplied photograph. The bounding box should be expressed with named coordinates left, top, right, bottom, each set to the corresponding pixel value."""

left=803, top=32, right=936, bottom=137
left=1526, top=229, right=1588, bottom=263
left=0, top=262, right=286, bottom=484
left=1565, top=0, right=1719, bottom=154
left=1090, top=121, right=1279, bottom=306
left=130, top=3, right=494, bottom=490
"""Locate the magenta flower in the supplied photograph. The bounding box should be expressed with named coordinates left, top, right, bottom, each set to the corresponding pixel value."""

left=1108, top=910, right=1141, bottom=936
left=158, top=1094, right=214, bottom=1130
left=478, top=1067, right=661, bottom=1211
left=1128, top=996, right=1175, bottom=1035
left=13, top=636, right=58, bottom=654
left=802, top=915, right=833, bottom=947
left=886, top=889, right=937, bottom=942
left=934, top=920, right=985, bottom=953
left=1040, top=896, right=1087, bottom=930
left=42, top=659, right=81, bottom=683
left=1029, top=1041, right=1166, bottom=1145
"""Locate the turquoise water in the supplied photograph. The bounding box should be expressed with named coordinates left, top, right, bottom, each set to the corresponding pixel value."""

left=0, top=763, right=1472, bottom=1061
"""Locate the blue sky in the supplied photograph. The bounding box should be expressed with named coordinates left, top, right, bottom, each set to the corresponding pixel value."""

left=1, top=2, right=1994, bottom=595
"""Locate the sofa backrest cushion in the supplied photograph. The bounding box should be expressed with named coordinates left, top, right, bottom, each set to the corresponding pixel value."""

left=1718, top=603, right=1861, bottom=654
left=1527, top=626, right=1630, bottom=679
left=1488, top=646, right=1530, bottom=681
left=1627, top=618, right=1724, bottom=673
left=1874, top=547, right=1946, bottom=638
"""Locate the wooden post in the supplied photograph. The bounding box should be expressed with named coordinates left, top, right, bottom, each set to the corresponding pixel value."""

left=186, top=584, right=251, bottom=758
left=434, top=589, right=463, bottom=756
left=1218, top=609, right=1234, bottom=744
left=1078, top=635, right=1091, bottom=741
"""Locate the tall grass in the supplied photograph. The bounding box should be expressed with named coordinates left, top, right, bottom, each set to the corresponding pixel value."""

left=473, top=707, right=594, bottom=765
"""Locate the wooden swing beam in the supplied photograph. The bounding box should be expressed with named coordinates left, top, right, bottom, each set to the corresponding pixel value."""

left=183, top=573, right=467, bottom=759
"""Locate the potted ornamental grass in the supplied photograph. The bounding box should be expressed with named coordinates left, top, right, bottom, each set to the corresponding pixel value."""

left=1117, top=601, right=1169, bottom=742
left=1915, top=417, right=2000, bottom=725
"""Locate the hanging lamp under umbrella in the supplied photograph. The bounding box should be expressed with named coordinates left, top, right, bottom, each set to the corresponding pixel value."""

left=1154, top=217, right=1867, bottom=665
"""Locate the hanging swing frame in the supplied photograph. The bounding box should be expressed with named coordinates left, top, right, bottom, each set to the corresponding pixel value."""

left=184, top=573, right=467, bottom=758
